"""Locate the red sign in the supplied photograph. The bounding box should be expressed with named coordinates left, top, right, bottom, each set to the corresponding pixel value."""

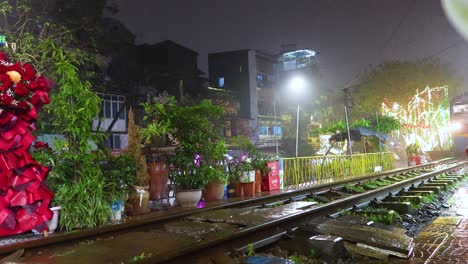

left=262, top=175, right=280, bottom=191
left=266, top=161, right=279, bottom=177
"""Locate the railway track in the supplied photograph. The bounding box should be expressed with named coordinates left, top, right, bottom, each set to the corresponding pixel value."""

left=10, top=158, right=468, bottom=263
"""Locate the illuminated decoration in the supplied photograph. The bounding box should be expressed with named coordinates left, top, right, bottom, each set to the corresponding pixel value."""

left=278, top=49, right=317, bottom=71
left=382, top=86, right=451, bottom=151
left=6, top=70, right=21, bottom=84
left=0, top=35, right=6, bottom=45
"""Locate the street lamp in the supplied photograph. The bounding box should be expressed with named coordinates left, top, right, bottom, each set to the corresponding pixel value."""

left=288, top=76, right=306, bottom=158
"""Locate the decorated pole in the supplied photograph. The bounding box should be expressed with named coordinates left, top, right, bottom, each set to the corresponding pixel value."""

left=0, top=52, right=54, bottom=236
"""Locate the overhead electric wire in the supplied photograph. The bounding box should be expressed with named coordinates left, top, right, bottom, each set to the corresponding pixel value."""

left=379, top=0, right=417, bottom=56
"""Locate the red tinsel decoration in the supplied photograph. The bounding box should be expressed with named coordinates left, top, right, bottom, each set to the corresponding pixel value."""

left=0, top=52, right=53, bottom=236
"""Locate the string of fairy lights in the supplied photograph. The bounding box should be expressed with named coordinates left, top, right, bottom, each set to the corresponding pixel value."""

left=382, top=86, right=451, bottom=151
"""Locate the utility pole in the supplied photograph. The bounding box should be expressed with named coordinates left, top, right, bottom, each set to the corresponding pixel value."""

left=343, top=87, right=353, bottom=156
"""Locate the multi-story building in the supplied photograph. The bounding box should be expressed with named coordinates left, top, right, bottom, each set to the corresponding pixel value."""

left=97, top=40, right=206, bottom=150
left=208, top=46, right=319, bottom=154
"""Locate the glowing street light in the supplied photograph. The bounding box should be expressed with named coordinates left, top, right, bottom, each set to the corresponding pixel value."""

left=287, top=76, right=306, bottom=158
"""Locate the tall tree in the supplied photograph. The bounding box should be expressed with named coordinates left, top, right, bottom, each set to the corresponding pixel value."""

left=351, top=59, right=462, bottom=119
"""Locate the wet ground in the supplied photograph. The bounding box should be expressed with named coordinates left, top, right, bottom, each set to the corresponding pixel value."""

left=244, top=169, right=468, bottom=264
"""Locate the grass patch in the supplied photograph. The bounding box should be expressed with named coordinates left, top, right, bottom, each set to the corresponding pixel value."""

left=375, top=179, right=392, bottom=186
left=364, top=180, right=380, bottom=190
left=303, top=197, right=317, bottom=203
left=266, top=201, right=284, bottom=208
left=421, top=193, right=436, bottom=204
left=344, top=184, right=365, bottom=193
left=340, top=207, right=400, bottom=225
left=361, top=207, right=400, bottom=225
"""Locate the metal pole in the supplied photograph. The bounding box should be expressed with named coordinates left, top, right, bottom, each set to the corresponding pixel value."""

left=376, top=112, right=382, bottom=154
left=344, top=104, right=352, bottom=155
left=296, top=104, right=300, bottom=158
left=274, top=100, right=279, bottom=158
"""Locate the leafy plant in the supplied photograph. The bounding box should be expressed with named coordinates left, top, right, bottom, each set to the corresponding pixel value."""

left=129, top=252, right=153, bottom=263
left=422, top=193, right=436, bottom=204
left=363, top=180, right=379, bottom=190
left=140, top=94, right=177, bottom=146
left=100, top=152, right=136, bottom=200
left=168, top=156, right=207, bottom=190
left=164, top=99, right=227, bottom=190
left=288, top=255, right=302, bottom=264
left=246, top=243, right=255, bottom=256
left=54, top=173, right=111, bottom=231
left=363, top=209, right=400, bottom=225
left=199, top=165, right=228, bottom=185
left=406, top=143, right=421, bottom=156
left=343, top=183, right=365, bottom=193
left=375, top=179, right=392, bottom=186
left=41, top=42, right=112, bottom=230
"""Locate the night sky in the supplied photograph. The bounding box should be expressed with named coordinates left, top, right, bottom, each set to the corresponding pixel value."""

left=115, top=0, right=468, bottom=91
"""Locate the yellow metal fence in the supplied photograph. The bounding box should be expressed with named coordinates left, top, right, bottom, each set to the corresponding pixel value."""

left=281, top=152, right=395, bottom=189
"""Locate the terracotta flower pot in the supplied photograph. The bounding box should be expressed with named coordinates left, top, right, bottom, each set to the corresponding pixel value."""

left=235, top=182, right=243, bottom=197
left=241, top=182, right=255, bottom=197
left=148, top=162, right=168, bottom=200
left=255, top=170, right=262, bottom=193
left=204, top=182, right=225, bottom=202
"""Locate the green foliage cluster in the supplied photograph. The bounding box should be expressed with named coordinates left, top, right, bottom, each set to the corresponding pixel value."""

left=152, top=97, right=228, bottom=189
left=375, top=179, right=392, bottom=186
left=44, top=46, right=113, bottom=231
left=353, top=60, right=462, bottom=119
left=421, top=193, right=436, bottom=204
left=363, top=180, right=380, bottom=190
left=316, top=115, right=400, bottom=135
left=0, top=0, right=136, bottom=231
left=228, top=135, right=271, bottom=182
left=100, top=152, right=136, bottom=199
left=54, top=173, right=111, bottom=231
left=364, top=210, right=400, bottom=225
left=129, top=252, right=153, bottom=263
left=346, top=207, right=400, bottom=225
left=343, top=183, right=365, bottom=193
left=199, top=165, right=228, bottom=185
left=406, top=143, right=422, bottom=156
left=140, top=95, right=177, bottom=146
left=246, top=243, right=255, bottom=256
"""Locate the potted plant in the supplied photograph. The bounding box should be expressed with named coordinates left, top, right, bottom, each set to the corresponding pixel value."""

left=406, top=143, right=422, bottom=166
left=238, top=160, right=256, bottom=196
left=168, top=155, right=207, bottom=207
left=202, top=165, right=228, bottom=202
left=164, top=98, right=227, bottom=206
left=124, top=108, right=150, bottom=215
left=140, top=94, right=178, bottom=204
left=250, top=149, right=272, bottom=193
left=100, top=152, right=136, bottom=221
left=226, top=157, right=241, bottom=197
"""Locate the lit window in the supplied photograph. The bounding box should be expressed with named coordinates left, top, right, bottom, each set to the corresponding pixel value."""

left=218, top=77, right=225, bottom=88
left=98, top=93, right=126, bottom=120
left=274, top=126, right=282, bottom=136
left=257, top=73, right=264, bottom=87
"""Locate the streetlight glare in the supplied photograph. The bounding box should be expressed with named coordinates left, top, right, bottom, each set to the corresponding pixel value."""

left=288, top=76, right=306, bottom=94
